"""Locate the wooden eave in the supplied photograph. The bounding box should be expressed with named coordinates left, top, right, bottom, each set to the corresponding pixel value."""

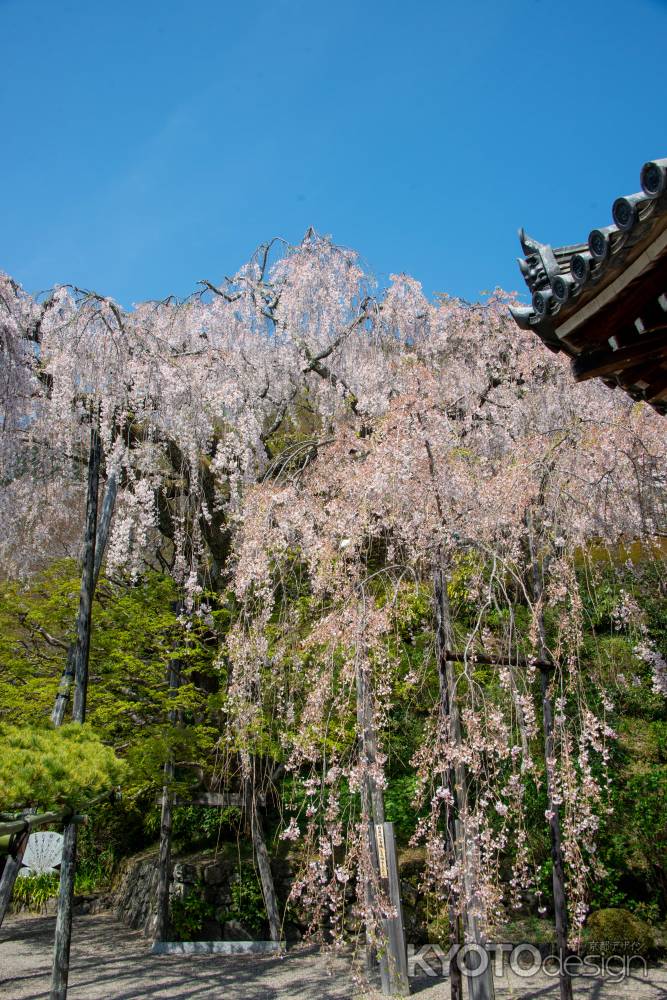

left=511, top=157, right=667, bottom=414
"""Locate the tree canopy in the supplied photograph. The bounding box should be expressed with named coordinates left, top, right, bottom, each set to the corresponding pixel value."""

left=1, top=231, right=665, bottom=947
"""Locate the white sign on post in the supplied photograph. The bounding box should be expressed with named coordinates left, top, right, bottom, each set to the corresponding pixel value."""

left=18, top=831, right=64, bottom=876
left=374, top=824, right=388, bottom=879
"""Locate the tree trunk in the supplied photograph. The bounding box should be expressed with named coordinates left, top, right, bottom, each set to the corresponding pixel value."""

left=92, top=471, right=117, bottom=586
left=50, top=425, right=101, bottom=1000
left=51, top=465, right=114, bottom=727
left=434, top=569, right=495, bottom=1000
left=526, top=520, right=573, bottom=1000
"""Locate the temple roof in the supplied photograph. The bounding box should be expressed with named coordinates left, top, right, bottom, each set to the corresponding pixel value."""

left=510, top=157, right=667, bottom=414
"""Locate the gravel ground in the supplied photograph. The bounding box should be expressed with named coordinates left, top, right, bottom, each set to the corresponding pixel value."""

left=1, top=912, right=666, bottom=999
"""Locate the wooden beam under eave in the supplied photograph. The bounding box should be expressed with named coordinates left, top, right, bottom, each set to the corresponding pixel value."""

left=572, top=330, right=667, bottom=381
left=645, top=373, right=667, bottom=403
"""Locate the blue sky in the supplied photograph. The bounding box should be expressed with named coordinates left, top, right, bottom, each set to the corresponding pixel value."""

left=1, top=0, right=666, bottom=307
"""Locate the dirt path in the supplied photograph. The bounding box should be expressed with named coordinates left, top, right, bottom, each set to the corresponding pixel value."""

left=1, top=912, right=666, bottom=999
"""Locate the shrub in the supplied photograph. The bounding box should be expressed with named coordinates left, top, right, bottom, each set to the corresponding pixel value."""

left=0, top=723, right=125, bottom=810
left=170, top=885, right=214, bottom=941
left=220, top=866, right=267, bottom=936
left=586, top=907, right=655, bottom=957
left=11, top=872, right=60, bottom=912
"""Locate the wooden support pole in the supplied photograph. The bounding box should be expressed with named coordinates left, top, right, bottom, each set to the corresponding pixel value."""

left=434, top=569, right=495, bottom=1000
left=526, top=517, right=573, bottom=1000
left=356, top=653, right=381, bottom=976
left=0, top=788, right=117, bottom=934
left=0, top=792, right=117, bottom=842
left=434, top=569, right=463, bottom=1000
left=50, top=424, right=101, bottom=1000
left=154, top=658, right=179, bottom=944
left=375, top=822, right=410, bottom=996
left=0, top=829, right=29, bottom=929
left=50, top=822, right=77, bottom=1000
left=355, top=652, right=409, bottom=995
left=442, top=649, right=554, bottom=672
left=246, top=785, right=282, bottom=944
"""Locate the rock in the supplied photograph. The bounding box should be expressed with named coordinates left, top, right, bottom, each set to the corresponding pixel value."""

left=283, top=922, right=302, bottom=942
left=173, top=863, right=197, bottom=884
left=203, top=863, right=226, bottom=886
left=200, top=918, right=223, bottom=940
left=222, top=919, right=253, bottom=941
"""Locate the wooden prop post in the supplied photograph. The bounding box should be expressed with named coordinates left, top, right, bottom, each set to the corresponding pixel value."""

left=374, top=822, right=410, bottom=996
left=153, top=657, right=179, bottom=944
left=245, top=780, right=282, bottom=943
left=526, top=520, right=573, bottom=1000
left=50, top=424, right=101, bottom=1000
left=434, top=569, right=495, bottom=1000
left=434, top=569, right=464, bottom=1000
left=0, top=793, right=116, bottom=929
left=0, top=828, right=29, bottom=928
left=356, top=653, right=409, bottom=996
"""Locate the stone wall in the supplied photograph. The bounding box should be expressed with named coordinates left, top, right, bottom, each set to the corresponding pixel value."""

left=110, top=848, right=299, bottom=940
left=111, top=848, right=162, bottom=936
left=110, top=844, right=432, bottom=943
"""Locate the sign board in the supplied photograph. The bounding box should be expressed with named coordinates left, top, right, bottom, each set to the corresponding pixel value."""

left=374, top=824, right=388, bottom=879
left=18, top=831, right=64, bottom=876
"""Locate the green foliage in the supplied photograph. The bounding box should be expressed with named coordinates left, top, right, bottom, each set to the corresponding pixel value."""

left=585, top=908, right=655, bottom=956
left=0, top=723, right=125, bottom=810
left=223, top=866, right=267, bottom=935
left=424, top=898, right=451, bottom=948
left=0, top=564, right=223, bottom=805
left=11, top=872, right=60, bottom=912
left=384, top=775, right=419, bottom=843
left=170, top=885, right=215, bottom=941
left=74, top=816, right=116, bottom=890
left=173, top=805, right=241, bottom=850
left=1, top=552, right=666, bottom=925
left=10, top=859, right=112, bottom=912
left=143, top=805, right=242, bottom=851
